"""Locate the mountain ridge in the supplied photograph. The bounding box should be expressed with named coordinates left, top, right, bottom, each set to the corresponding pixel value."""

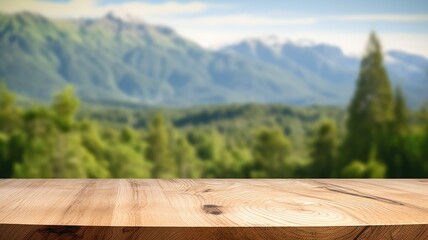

left=0, top=12, right=427, bottom=108
left=220, top=38, right=428, bottom=107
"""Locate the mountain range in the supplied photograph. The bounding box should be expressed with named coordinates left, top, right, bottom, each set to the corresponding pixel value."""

left=0, top=12, right=427, bottom=107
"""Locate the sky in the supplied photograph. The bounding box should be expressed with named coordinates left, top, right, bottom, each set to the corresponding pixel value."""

left=1, top=0, right=428, bottom=57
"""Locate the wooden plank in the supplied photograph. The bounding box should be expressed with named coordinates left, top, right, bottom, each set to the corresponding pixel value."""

left=0, top=179, right=427, bottom=240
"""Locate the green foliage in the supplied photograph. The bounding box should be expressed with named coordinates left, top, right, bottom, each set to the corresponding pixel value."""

left=343, top=32, right=394, bottom=165
left=341, top=161, right=367, bottom=178
left=14, top=109, right=91, bottom=178
left=251, top=128, right=292, bottom=178
left=386, top=86, right=410, bottom=177
left=0, top=12, right=341, bottom=107
left=0, top=132, right=10, bottom=177
left=0, top=84, right=21, bottom=133
left=145, top=114, right=176, bottom=178
left=0, top=65, right=427, bottom=178
left=52, top=86, right=79, bottom=130
left=174, top=135, right=201, bottom=178
left=0, top=88, right=108, bottom=178
left=0, top=85, right=22, bottom=177
left=338, top=33, right=428, bottom=178
left=106, top=144, right=151, bottom=178
left=310, top=119, right=337, bottom=177
left=393, top=86, right=409, bottom=135
left=341, top=148, right=386, bottom=178
left=1, top=12, right=428, bottom=115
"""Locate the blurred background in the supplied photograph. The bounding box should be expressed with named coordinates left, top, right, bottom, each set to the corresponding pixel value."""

left=0, top=0, right=427, bottom=178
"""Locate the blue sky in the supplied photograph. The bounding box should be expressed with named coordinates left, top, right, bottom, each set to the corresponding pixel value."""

left=1, top=0, right=428, bottom=56
left=106, top=0, right=428, bottom=15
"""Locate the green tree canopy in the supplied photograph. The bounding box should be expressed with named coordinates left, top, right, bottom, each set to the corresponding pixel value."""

left=341, top=147, right=386, bottom=178
left=174, top=135, right=200, bottom=178
left=393, top=86, right=409, bottom=135
left=145, top=113, right=176, bottom=178
left=0, top=84, right=21, bottom=133
left=52, top=86, right=79, bottom=130
left=310, top=119, right=337, bottom=177
left=342, top=32, right=394, bottom=165
left=251, top=128, right=291, bottom=178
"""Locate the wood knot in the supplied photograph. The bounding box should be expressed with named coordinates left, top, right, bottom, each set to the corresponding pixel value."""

left=203, top=204, right=223, bottom=215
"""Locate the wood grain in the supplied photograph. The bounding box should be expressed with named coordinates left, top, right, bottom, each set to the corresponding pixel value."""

left=0, top=179, right=427, bottom=239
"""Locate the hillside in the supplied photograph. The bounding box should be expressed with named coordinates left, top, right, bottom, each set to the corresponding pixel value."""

left=0, top=12, right=427, bottom=107
left=220, top=37, right=428, bottom=107
left=0, top=12, right=333, bottom=106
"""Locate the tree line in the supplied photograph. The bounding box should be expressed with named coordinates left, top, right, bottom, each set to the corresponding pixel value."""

left=0, top=33, right=427, bottom=178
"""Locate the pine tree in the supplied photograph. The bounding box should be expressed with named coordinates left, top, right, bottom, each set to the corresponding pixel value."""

left=107, top=144, right=151, bottom=178
left=365, top=146, right=386, bottom=178
left=174, top=135, right=200, bottom=178
left=393, top=86, right=409, bottom=135
left=145, top=113, right=176, bottom=178
left=422, top=123, right=428, bottom=174
left=0, top=85, right=21, bottom=177
left=0, top=84, right=21, bottom=133
left=52, top=86, right=79, bottom=131
left=310, top=119, right=337, bottom=177
left=251, top=128, right=291, bottom=178
left=342, top=32, right=394, bottom=167
left=341, top=146, right=386, bottom=178
left=388, top=86, right=409, bottom=177
left=14, top=101, right=101, bottom=178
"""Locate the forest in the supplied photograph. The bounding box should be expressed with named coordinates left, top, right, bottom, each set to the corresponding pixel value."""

left=0, top=33, right=427, bottom=178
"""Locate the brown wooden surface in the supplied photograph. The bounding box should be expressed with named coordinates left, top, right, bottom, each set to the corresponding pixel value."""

left=0, top=179, right=427, bottom=239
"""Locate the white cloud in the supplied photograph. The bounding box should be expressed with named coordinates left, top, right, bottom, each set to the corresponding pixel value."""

left=291, top=32, right=428, bottom=58
left=0, top=0, right=317, bottom=27
left=327, top=14, right=428, bottom=22
left=165, top=14, right=317, bottom=27
left=104, top=1, right=210, bottom=19
left=1, top=0, right=427, bottom=57
left=178, top=29, right=428, bottom=58
left=0, top=0, right=210, bottom=18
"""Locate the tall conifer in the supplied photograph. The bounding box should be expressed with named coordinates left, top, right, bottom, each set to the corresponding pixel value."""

left=342, top=32, right=394, bottom=166
left=146, top=114, right=176, bottom=178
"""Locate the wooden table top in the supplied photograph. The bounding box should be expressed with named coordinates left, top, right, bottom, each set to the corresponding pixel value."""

left=1, top=179, right=427, bottom=227
left=0, top=179, right=427, bottom=239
